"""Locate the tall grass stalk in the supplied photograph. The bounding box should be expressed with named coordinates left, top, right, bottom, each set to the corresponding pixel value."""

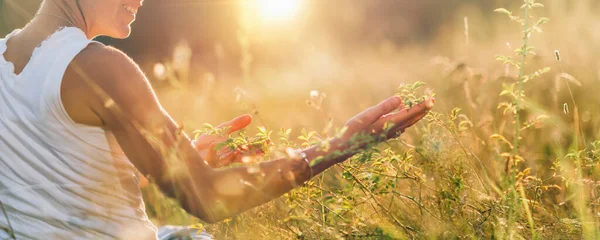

left=495, top=1, right=547, bottom=238
left=513, top=1, right=529, bottom=172
left=508, top=2, right=530, bottom=237
left=555, top=48, right=597, bottom=239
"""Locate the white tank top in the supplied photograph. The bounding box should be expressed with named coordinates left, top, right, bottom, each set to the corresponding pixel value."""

left=0, top=27, right=158, bottom=239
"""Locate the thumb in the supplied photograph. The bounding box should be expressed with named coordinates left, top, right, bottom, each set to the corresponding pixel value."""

left=216, top=114, right=253, bottom=134
left=204, top=142, right=219, bottom=166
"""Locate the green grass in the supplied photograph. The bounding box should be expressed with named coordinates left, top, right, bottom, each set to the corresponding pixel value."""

left=141, top=0, right=600, bottom=239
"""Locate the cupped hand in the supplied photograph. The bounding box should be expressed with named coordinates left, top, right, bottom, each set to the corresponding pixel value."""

left=193, top=114, right=260, bottom=167
left=338, top=95, right=434, bottom=151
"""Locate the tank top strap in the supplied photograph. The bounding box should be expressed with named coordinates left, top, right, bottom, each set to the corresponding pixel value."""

left=31, top=27, right=99, bottom=131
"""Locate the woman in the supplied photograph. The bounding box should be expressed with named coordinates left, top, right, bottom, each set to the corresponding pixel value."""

left=0, top=0, right=434, bottom=239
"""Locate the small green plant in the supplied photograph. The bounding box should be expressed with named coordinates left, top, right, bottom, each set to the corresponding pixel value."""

left=397, top=81, right=434, bottom=107
left=193, top=124, right=272, bottom=155
left=494, top=1, right=552, bottom=238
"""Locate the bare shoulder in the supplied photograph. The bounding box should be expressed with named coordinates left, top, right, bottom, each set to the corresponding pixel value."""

left=77, top=42, right=131, bottom=62
left=71, top=42, right=143, bottom=83
left=63, top=42, right=162, bottom=128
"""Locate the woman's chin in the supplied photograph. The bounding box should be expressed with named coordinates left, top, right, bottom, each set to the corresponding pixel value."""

left=110, top=26, right=132, bottom=39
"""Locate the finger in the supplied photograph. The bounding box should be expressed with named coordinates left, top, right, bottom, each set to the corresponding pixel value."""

left=386, top=103, right=430, bottom=125
left=221, top=145, right=264, bottom=158
left=392, top=97, right=434, bottom=120
left=374, top=98, right=434, bottom=132
left=401, top=109, right=429, bottom=129
left=204, top=142, right=219, bottom=167
left=195, top=115, right=252, bottom=149
left=215, top=114, right=253, bottom=134
left=349, top=96, right=402, bottom=126
left=194, top=135, right=228, bottom=149
left=231, top=150, right=265, bottom=164
left=398, top=102, right=406, bottom=111
left=194, top=115, right=252, bottom=149
left=229, top=152, right=248, bottom=164
left=401, top=98, right=434, bottom=115
left=216, top=146, right=235, bottom=156
left=218, top=152, right=238, bottom=166
left=238, top=147, right=265, bottom=157
left=382, top=104, right=407, bottom=119
left=386, top=110, right=429, bottom=138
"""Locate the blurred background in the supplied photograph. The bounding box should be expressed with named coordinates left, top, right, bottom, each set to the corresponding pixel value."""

left=4, top=0, right=597, bottom=128
left=2, top=0, right=600, bottom=238
left=1, top=0, right=508, bottom=59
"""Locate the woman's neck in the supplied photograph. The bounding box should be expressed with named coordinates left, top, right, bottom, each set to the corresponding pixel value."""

left=29, top=0, right=92, bottom=39
left=17, top=17, right=75, bottom=44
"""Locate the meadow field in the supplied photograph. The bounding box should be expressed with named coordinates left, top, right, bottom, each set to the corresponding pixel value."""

left=46, top=0, right=600, bottom=239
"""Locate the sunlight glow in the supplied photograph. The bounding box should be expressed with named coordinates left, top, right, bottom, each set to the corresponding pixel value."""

left=254, top=0, right=302, bottom=22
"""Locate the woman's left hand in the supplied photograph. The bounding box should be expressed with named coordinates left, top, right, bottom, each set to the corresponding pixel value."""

left=193, top=114, right=256, bottom=167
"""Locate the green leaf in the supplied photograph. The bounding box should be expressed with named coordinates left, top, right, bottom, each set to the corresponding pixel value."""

left=499, top=89, right=513, bottom=96
left=450, top=107, right=462, bottom=120
left=536, top=17, right=550, bottom=26
left=532, top=3, right=544, bottom=8
left=495, top=55, right=509, bottom=61
left=494, top=8, right=512, bottom=15
left=411, top=81, right=426, bottom=90
left=490, top=134, right=513, bottom=148
left=257, top=126, right=267, bottom=134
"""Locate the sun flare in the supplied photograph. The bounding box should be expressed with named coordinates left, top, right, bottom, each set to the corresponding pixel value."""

left=254, top=0, right=302, bottom=22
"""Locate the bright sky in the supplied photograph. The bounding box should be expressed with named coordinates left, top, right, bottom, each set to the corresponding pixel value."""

left=243, top=0, right=303, bottom=24
left=256, top=0, right=302, bottom=22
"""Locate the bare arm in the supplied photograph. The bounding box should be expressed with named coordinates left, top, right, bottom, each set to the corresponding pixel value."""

left=64, top=44, right=433, bottom=223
